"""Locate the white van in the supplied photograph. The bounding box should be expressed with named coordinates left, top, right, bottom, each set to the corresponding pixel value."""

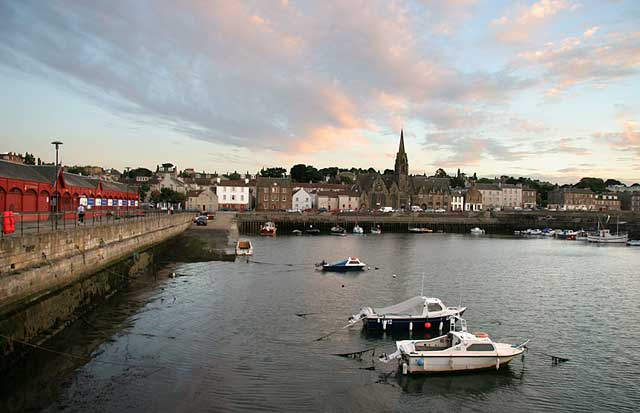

left=411, top=206, right=423, bottom=212
left=380, top=207, right=394, bottom=213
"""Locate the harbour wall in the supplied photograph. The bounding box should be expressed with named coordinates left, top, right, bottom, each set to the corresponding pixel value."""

left=0, top=213, right=193, bottom=367
left=237, top=211, right=640, bottom=237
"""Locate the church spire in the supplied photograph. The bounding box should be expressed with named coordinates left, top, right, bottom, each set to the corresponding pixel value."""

left=399, top=128, right=405, bottom=154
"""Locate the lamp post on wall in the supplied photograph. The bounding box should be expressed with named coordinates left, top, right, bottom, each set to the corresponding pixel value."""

left=51, top=141, right=63, bottom=224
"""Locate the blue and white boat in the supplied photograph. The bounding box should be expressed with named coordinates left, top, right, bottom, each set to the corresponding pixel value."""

left=348, top=296, right=466, bottom=333
left=352, top=225, right=364, bottom=234
left=321, top=257, right=366, bottom=272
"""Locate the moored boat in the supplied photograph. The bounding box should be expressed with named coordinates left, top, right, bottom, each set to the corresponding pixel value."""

left=322, top=257, right=366, bottom=272
left=235, top=240, right=253, bottom=256
left=306, top=225, right=321, bottom=235
left=370, top=225, right=382, bottom=234
left=627, top=240, right=640, bottom=246
left=470, top=227, right=485, bottom=235
left=292, top=229, right=303, bottom=236
left=260, top=221, right=277, bottom=236
left=380, top=317, right=528, bottom=374
left=587, top=217, right=628, bottom=243
left=409, top=226, right=433, bottom=233
left=353, top=225, right=364, bottom=234
left=330, top=225, right=347, bottom=236
left=348, top=296, right=466, bottom=332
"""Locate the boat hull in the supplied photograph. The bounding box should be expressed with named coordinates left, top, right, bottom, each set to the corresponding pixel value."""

left=587, top=235, right=628, bottom=243
left=322, top=265, right=365, bottom=272
left=403, top=353, right=521, bottom=374
left=364, top=312, right=466, bottom=332
left=260, top=229, right=276, bottom=236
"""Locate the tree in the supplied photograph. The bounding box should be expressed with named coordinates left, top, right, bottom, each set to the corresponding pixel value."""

left=450, top=175, right=465, bottom=188
left=66, top=166, right=84, bottom=174
left=476, top=177, right=494, bottom=184
left=24, top=152, right=36, bottom=165
left=139, top=182, right=150, bottom=201
left=604, top=179, right=623, bottom=187
left=290, top=164, right=308, bottom=182
left=224, top=171, right=241, bottom=180
left=575, top=177, right=605, bottom=193
left=179, top=171, right=193, bottom=179
left=340, top=176, right=354, bottom=184
left=434, top=168, right=448, bottom=178
left=260, top=167, right=287, bottom=178
left=383, top=169, right=394, bottom=175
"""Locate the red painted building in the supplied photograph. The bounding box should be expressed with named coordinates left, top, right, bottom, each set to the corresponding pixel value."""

left=0, top=160, right=138, bottom=220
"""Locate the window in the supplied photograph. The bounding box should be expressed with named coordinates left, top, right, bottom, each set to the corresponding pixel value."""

left=241, top=195, right=244, bottom=201
left=231, top=195, right=235, bottom=201
left=223, top=187, right=227, bottom=192
left=427, top=303, right=443, bottom=312
left=223, top=195, right=227, bottom=201
left=282, top=195, right=286, bottom=201
left=466, top=344, right=495, bottom=351
left=263, top=194, right=267, bottom=201
left=272, top=187, right=277, bottom=193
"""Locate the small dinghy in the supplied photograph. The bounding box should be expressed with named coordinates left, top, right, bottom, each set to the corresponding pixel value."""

left=380, top=316, right=528, bottom=374
left=348, top=296, right=466, bottom=332
left=408, top=227, right=433, bottom=233
left=470, top=227, right=485, bottom=235
left=352, top=225, right=364, bottom=234
left=370, top=225, right=382, bottom=234
left=306, top=225, right=321, bottom=235
left=260, top=221, right=277, bottom=236
left=321, top=257, right=366, bottom=272
left=627, top=239, right=640, bottom=246
left=235, top=240, right=253, bottom=256
left=292, top=229, right=303, bottom=236
left=330, top=225, right=347, bottom=236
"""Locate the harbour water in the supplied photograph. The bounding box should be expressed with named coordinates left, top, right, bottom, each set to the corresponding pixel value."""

left=2, top=234, right=640, bottom=412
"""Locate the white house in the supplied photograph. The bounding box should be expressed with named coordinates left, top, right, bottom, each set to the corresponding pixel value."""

left=215, top=179, right=252, bottom=211
left=450, top=190, right=464, bottom=211
left=292, top=188, right=313, bottom=211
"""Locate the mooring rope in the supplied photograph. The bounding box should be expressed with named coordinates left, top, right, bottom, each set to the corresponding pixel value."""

left=0, top=333, right=160, bottom=369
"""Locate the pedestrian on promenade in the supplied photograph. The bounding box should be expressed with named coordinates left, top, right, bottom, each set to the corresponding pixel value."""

left=77, top=204, right=85, bottom=224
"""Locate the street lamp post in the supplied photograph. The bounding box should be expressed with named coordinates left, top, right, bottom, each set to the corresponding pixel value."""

left=51, top=141, right=63, bottom=225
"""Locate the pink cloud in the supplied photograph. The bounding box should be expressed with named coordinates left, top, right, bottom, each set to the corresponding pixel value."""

left=492, top=0, right=578, bottom=44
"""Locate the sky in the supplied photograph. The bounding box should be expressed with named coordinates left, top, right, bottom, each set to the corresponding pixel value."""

left=0, top=0, right=639, bottom=184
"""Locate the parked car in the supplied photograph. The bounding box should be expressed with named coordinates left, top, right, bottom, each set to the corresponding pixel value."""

left=410, top=206, right=423, bottom=212
left=195, top=216, right=208, bottom=226
left=318, top=208, right=328, bottom=212
left=435, top=208, right=446, bottom=213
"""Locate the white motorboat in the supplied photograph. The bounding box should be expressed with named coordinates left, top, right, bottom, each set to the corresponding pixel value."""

left=330, top=225, right=347, bottom=236
left=370, top=225, right=382, bottom=234
left=260, top=221, right=277, bottom=236
left=525, top=228, right=542, bottom=236
left=470, top=227, right=485, bottom=235
left=380, top=317, right=528, bottom=374
left=292, top=229, right=303, bottom=236
left=235, top=240, right=253, bottom=256
left=587, top=217, right=628, bottom=243
left=352, top=225, right=364, bottom=234
left=348, top=296, right=466, bottom=332
left=627, top=240, right=640, bottom=246
left=409, top=226, right=433, bottom=233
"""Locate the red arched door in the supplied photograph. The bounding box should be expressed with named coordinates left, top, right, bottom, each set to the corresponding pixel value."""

left=7, top=188, right=22, bottom=212
left=0, top=187, right=6, bottom=212
left=23, top=189, right=37, bottom=212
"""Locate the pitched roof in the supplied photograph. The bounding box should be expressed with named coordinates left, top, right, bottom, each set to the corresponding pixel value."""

left=216, top=179, right=253, bottom=187
left=0, top=160, right=51, bottom=183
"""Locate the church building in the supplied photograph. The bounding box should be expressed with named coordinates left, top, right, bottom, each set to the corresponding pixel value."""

left=356, top=130, right=451, bottom=211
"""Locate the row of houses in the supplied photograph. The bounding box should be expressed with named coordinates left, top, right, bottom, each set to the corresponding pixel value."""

left=547, top=187, right=621, bottom=211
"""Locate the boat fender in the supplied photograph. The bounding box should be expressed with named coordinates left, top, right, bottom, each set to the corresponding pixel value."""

left=439, top=321, right=443, bottom=332
left=496, top=356, right=500, bottom=371
left=382, top=320, right=387, bottom=331
left=424, top=322, right=431, bottom=329
left=417, top=358, right=424, bottom=367
left=409, top=322, right=413, bottom=331
left=402, top=363, right=408, bottom=375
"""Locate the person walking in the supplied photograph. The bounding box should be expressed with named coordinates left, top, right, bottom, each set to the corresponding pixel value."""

left=77, top=204, right=85, bottom=224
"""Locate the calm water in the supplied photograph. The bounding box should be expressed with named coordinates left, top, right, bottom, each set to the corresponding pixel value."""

left=3, top=234, right=640, bottom=412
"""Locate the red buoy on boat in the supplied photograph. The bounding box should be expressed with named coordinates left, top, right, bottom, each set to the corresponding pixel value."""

left=424, top=322, right=431, bottom=329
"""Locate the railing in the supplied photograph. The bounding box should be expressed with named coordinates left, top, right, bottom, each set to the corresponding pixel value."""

left=1, top=209, right=192, bottom=238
